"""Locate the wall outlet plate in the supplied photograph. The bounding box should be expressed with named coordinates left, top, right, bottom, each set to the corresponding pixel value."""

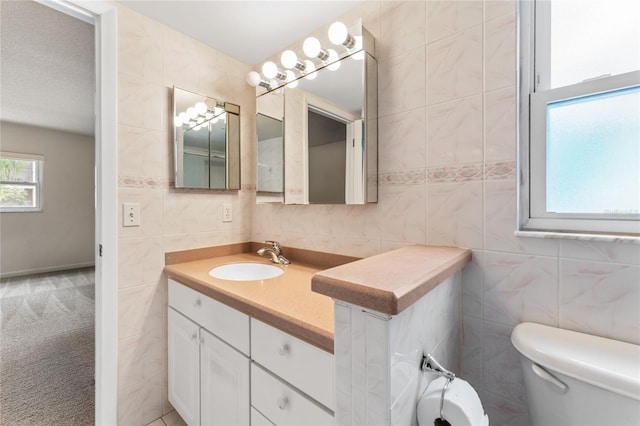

left=223, top=203, right=232, bottom=222
left=123, top=203, right=140, bottom=227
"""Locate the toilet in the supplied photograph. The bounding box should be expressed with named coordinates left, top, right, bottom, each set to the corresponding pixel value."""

left=512, top=322, right=640, bottom=426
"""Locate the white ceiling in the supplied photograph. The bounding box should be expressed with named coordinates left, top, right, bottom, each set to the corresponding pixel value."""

left=0, top=1, right=361, bottom=137
left=118, top=1, right=361, bottom=65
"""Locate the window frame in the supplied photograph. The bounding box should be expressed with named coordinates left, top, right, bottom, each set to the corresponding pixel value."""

left=517, top=0, right=640, bottom=237
left=0, top=152, right=44, bottom=213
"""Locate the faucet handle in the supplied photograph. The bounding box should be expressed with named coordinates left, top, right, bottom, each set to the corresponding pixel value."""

left=263, top=240, right=282, bottom=254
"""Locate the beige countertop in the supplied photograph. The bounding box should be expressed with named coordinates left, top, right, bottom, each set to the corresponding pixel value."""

left=312, top=245, right=472, bottom=315
left=164, top=243, right=472, bottom=353
left=165, top=252, right=335, bottom=353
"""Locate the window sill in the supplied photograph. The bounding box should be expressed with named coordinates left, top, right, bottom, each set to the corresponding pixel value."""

left=515, top=230, right=640, bottom=244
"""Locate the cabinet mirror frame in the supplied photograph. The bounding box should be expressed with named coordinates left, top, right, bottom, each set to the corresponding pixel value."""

left=173, top=86, right=241, bottom=190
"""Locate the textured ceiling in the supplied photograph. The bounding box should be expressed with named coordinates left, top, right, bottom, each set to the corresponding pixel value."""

left=0, top=1, right=95, bottom=136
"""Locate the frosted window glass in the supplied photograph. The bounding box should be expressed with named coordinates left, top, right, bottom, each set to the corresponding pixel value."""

left=546, top=86, right=640, bottom=214
left=550, top=1, right=640, bottom=89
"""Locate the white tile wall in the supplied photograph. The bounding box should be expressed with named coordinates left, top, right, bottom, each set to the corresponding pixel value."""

left=114, top=1, right=640, bottom=425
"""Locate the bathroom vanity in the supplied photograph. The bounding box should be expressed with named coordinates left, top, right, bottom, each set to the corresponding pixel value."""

left=164, top=244, right=471, bottom=426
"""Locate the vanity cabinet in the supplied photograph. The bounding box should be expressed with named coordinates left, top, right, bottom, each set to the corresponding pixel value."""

left=168, top=278, right=334, bottom=426
left=168, top=279, right=250, bottom=426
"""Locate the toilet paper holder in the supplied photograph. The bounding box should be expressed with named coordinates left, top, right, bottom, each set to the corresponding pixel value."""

left=421, top=354, right=455, bottom=423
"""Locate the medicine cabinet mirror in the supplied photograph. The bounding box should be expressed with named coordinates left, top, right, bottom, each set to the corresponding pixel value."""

left=173, top=87, right=240, bottom=190
left=254, top=22, right=377, bottom=205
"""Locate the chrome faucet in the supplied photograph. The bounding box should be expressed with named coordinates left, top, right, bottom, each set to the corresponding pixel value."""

left=257, top=240, right=290, bottom=265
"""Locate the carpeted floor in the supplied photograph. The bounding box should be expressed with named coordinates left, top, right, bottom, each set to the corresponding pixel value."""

left=0, top=268, right=95, bottom=426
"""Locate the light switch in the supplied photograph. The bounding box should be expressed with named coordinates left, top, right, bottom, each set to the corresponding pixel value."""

left=222, top=203, right=232, bottom=222
left=123, top=203, right=141, bottom=227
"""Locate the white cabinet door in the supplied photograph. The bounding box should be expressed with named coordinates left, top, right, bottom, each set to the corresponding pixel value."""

left=200, top=328, right=250, bottom=426
left=168, top=308, right=201, bottom=426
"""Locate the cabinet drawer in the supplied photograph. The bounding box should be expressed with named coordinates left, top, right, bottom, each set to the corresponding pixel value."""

left=251, top=319, right=334, bottom=410
left=251, top=407, right=274, bottom=426
left=169, top=279, right=250, bottom=355
left=251, top=363, right=334, bottom=426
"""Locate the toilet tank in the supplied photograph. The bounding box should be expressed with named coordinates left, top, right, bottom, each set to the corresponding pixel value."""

left=511, top=323, right=640, bottom=426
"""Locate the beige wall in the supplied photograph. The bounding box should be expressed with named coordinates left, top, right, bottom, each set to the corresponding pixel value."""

left=0, top=122, right=95, bottom=276
left=115, top=4, right=255, bottom=424
left=253, top=2, right=640, bottom=426
left=116, top=2, right=639, bottom=426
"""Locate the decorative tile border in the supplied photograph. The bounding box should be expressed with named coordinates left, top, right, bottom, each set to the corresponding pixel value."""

left=427, top=164, right=484, bottom=183
left=484, top=161, right=516, bottom=181
left=378, top=168, right=426, bottom=185
left=118, top=161, right=517, bottom=191
left=118, top=176, right=166, bottom=188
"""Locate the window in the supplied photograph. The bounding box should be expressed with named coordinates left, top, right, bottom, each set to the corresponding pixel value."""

left=0, top=152, right=44, bottom=212
left=519, top=0, right=640, bottom=236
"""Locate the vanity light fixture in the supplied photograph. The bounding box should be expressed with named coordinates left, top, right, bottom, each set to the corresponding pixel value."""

left=328, top=21, right=356, bottom=49
left=262, top=61, right=287, bottom=80
left=303, top=36, right=329, bottom=61
left=326, top=49, right=341, bottom=71
left=247, top=71, right=272, bottom=89
left=281, top=50, right=307, bottom=72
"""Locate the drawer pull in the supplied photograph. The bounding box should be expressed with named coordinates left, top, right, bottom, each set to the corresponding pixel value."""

left=193, top=298, right=201, bottom=308
left=276, top=396, right=288, bottom=411
left=277, top=343, right=289, bottom=356
left=190, top=332, right=198, bottom=342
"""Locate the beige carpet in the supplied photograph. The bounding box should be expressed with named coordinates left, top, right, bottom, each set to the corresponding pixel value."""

left=0, top=268, right=95, bottom=426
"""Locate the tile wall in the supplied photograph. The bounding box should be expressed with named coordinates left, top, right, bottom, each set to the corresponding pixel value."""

left=115, top=1, right=639, bottom=425
left=252, top=1, right=640, bottom=425
left=116, top=5, right=255, bottom=424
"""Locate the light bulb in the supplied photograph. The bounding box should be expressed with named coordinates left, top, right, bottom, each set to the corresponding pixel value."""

left=304, top=60, right=317, bottom=80
left=212, top=116, right=219, bottom=124
left=328, top=22, right=348, bottom=45
left=187, top=107, right=197, bottom=119
left=247, top=71, right=262, bottom=87
left=262, top=61, right=279, bottom=79
left=205, top=112, right=213, bottom=120
left=269, top=79, right=279, bottom=90
left=303, top=37, right=321, bottom=58
left=328, top=21, right=356, bottom=48
left=281, top=50, right=298, bottom=69
left=197, top=117, right=204, bottom=124
left=195, top=102, right=207, bottom=115
left=327, top=49, right=340, bottom=71
left=286, top=79, right=298, bottom=89
left=220, top=112, right=226, bottom=121
left=178, top=112, right=189, bottom=122
left=174, top=116, right=183, bottom=127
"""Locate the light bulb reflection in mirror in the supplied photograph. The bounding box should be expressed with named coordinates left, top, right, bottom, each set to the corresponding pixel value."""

left=281, top=50, right=298, bottom=69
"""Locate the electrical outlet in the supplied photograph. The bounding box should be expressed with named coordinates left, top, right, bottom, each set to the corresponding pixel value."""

left=123, top=203, right=141, bottom=227
left=222, top=203, right=232, bottom=222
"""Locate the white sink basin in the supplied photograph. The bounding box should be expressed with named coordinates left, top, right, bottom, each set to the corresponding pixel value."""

left=208, top=263, right=284, bottom=281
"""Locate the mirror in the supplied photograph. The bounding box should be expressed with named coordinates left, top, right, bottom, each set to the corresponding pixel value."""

left=173, top=87, right=240, bottom=190
left=256, top=91, right=284, bottom=203
left=255, top=24, right=377, bottom=205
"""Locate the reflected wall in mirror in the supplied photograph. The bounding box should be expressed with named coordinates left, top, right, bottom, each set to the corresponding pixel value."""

left=253, top=22, right=377, bottom=205
left=173, top=87, right=240, bottom=190
left=256, top=91, right=284, bottom=203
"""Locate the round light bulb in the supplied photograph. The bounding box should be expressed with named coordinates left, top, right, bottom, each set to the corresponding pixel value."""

left=286, top=79, right=298, bottom=89
left=262, top=61, right=279, bottom=79
left=303, top=37, right=321, bottom=58
left=281, top=50, right=298, bottom=69
left=178, top=112, right=189, bottom=122
left=195, top=102, right=207, bottom=115
left=269, top=79, right=279, bottom=90
left=247, top=71, right=261, bottom=87
left=187, top=107, right=197, bottom=119
left=327, top=49, right=341, bottom=71
left=196, top=117, right=204, bottom=124
left=328, top=21, right=348, bottom=45
left=304, top=60, right=317, bottom=80
left=205, top=112, right=213, bottom=120
left=174, top=116, right=183, bottom=127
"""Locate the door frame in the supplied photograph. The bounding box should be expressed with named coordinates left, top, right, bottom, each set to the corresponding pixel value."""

left=36, top=1, right=118, bottom=424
